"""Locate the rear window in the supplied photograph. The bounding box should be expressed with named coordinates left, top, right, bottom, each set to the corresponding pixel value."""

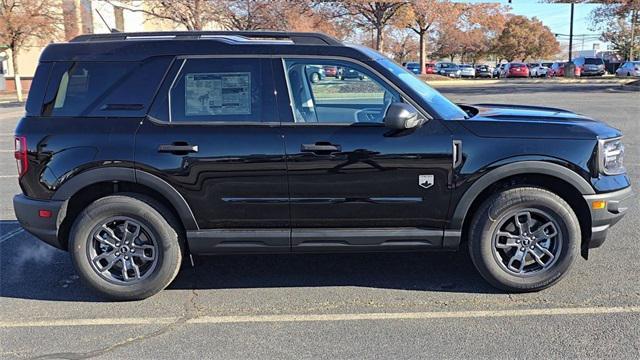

left=584, top=58, right=604, bottom=65
left=511, top=63, right=526, bottom=67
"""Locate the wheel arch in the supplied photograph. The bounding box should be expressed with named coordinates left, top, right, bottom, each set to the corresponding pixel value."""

left=53, top=168, right=198, bottom=249
left=448, top=161, right=593, bottom=255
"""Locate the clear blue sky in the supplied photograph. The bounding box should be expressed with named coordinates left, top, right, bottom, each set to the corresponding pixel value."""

left=463, top=1, right=604, bottom=52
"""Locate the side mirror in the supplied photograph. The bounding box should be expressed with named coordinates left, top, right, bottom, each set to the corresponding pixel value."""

left=383, top=102, right=422, bottom=129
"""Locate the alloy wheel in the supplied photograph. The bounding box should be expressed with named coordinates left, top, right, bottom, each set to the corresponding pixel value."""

left=88, top=217, right=159, bottom=284
left=492, top=209, right=562, bottom=277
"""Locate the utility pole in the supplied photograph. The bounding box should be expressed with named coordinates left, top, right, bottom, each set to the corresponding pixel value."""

left=631, top=7, right=637, bottom=61
left=568, top=3, right=574, bottom=62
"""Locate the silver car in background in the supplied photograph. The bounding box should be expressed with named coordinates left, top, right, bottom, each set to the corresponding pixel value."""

left=616, top=61, right=640, bottom=77
left=459, top=64, right=476, bottom=78
left=529, top=62, right=552, bottom=77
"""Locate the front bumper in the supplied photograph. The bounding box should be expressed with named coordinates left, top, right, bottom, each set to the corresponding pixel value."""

left=583, top=187, right=634, bottom=249
left=13, top=194, right=66, bottom=250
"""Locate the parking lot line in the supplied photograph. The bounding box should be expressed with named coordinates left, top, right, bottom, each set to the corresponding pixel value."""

left=1, top=306, right=639, bottom=328
left=0, top=227, right=24, bottom=244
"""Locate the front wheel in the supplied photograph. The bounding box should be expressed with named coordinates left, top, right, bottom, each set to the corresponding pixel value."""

left=69, top=195, right=183, bottom=300
left=468, top=187, right=580, bottom=292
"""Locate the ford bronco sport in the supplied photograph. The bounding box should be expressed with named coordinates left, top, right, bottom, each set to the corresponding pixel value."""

left=13, top=31, right=632, bottom=300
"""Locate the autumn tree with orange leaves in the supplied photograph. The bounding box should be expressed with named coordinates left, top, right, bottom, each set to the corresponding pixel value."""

left=0, top=0, right=60, bottom=101
left=494, top=15, right=560, bottom=62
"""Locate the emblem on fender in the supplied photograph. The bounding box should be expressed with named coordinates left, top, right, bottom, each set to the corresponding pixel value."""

left=419, top=175, right=434, bottom=189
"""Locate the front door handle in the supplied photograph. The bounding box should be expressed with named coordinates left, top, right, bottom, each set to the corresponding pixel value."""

left=301, top=143, right=341, bottom=154
left=158, top=144, right=199, bottom=154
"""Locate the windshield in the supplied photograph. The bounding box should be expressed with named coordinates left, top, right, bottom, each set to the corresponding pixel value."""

left=377, top=58, right=468, bottom=120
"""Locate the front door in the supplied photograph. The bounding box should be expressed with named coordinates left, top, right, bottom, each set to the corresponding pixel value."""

left=137, top=57, right=289, bottom=253
left=277, top=58, right=454, bottom=251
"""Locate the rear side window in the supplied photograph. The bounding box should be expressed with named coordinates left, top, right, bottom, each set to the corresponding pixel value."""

left=42, top=57, right=172, bottom=117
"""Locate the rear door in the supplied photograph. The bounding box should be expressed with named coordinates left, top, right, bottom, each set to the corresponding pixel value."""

left=137, top=56, right=290, bottom=253
left=275, top=58, right=454, bottom=251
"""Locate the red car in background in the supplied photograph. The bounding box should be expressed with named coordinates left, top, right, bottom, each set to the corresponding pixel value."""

left=502, top=62, right=529, bottom=78
left=323, top=65, right=338, bottom=77
left=425, top=63, right=436, bottom=74
left=548, top=62, right=581, bottom=77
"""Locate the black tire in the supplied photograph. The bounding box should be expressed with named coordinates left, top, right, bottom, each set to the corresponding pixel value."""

left=69, top=194, right=183, bottom=300
left=468, top=187, right=580, bottom=292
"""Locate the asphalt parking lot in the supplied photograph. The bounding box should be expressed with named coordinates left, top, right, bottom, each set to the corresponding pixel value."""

left=0, top=82, right=638, bottom=359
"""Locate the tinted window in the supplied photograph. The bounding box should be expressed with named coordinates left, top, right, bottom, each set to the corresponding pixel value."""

left=45, top=62, right=136, bottom=116
left=584, top=58, right=604, bottom=65
left=284, top=59, right=400, bottom=124
left=168, top=58, right=275, bottom=123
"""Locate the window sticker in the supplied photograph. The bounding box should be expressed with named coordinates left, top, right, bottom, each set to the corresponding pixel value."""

left=185, top=72, right=251, bottom=116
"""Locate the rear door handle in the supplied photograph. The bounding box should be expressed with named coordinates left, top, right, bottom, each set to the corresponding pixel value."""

left=158, top=144, right=199, bottom=153
left=301, top=143, right=341, bottom=154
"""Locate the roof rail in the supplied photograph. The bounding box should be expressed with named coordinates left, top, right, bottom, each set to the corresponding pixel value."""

left=70, top=31, right=342, bottom=46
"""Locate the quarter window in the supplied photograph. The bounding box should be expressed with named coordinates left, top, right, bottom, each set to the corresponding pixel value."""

left=283, top=59, right=400, bottom=124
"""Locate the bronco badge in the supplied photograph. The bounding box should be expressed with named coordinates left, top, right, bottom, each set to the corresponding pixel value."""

left=418, top=175, right=434, bottom=189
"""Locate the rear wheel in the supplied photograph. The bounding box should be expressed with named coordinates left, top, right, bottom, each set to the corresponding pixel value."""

left=69, top=195, right=183, bottom=300
left=469, top=187, right=580, bottom=292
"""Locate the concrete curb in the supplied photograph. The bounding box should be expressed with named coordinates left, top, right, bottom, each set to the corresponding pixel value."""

left=425, top=78, right=635, bottom=87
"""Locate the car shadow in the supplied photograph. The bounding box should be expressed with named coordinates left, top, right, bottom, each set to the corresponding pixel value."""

left=0, top=227, right=501, bottom=303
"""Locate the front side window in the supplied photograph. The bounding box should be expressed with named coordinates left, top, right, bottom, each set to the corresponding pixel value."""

left=284, top=59, right=400, bottom=124
left=168, top=58, right=275, bottom=123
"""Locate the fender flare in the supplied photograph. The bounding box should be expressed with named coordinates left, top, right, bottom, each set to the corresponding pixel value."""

left=52, top=167, right=199, bottom=230
left=449, top=161, right=594, bottom=232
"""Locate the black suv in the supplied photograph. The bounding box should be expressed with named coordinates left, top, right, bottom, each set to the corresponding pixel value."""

left=14, top=32, right=632, bottom=300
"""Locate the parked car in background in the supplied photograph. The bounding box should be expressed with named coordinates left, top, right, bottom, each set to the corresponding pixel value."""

left=615, top=61, right=640, bottom=77
left=529, top=63, right=550, bottom=78
left=474, top=64, right=492, bottom=78
left=436, top=62, right=461, bottom=78
left=459, top=64, right=475, bottom=78
left=493, top=63, right=506, bottom=78
left=337, top=66, right=365, bottom=80
left=548, top=62, right=581, bottom=77
left=503, top=63, right=529, bottom=78
left=323, top=65, right=338, bottom=77
left=306, top=65, right=325, bottom=83
left=425, top=62, right=436, bottom=74
left=573, top=57, right=606, bottom=76
left=405, top=62, right=422, bottom=75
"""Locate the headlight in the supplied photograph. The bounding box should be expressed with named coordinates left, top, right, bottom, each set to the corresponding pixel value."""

left=599, top=137, right=625, bottom=175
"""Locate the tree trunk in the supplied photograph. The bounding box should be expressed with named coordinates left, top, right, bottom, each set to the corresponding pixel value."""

left=375, top=26, right=383, bottom=51
left=11, top=49, right=23, bottom=103
left=419, top=31, right=426, bottom=74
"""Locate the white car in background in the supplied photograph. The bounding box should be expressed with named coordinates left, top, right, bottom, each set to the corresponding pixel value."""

left=616, top=61, right=640, bottom=77
left=529, top=62, right=552, bottom=77
left=459, top=64, right=476, bottom=78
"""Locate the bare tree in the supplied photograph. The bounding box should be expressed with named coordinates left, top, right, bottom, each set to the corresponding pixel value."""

left=337, top=0, right=408, bottom=51
left=0, top=0, right=60, bottom=102
left=107, top=0, right=224, bottom=30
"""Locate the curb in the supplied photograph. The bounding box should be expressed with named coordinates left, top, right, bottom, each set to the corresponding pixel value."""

left=425, top=78, right=634, bottom=87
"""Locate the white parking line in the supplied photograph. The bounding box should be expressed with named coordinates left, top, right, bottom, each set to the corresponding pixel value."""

left=1, top=306, right=639, bottom=329
left=0, top=227, right=24, bottom=244
left=0, top=175, right=18, bottom=178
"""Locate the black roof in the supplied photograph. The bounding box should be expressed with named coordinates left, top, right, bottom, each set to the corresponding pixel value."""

left=70, top=31, right=342, bottom=46
left=39, top=31, right=371, bottom=62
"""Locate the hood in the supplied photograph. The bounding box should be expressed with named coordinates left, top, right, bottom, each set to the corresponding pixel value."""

left=459, top=103, right=621, bottom=140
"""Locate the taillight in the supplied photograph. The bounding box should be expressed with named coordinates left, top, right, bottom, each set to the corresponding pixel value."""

left=14, top=136, right=28, bottom=177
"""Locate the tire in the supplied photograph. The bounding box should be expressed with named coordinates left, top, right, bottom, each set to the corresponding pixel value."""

left=468, top=187, right=580, bottom=292
left=69, top=194, right=183, bottom=300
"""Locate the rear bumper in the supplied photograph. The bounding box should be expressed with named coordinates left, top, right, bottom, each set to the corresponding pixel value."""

left=13, top=194, right=66, bottom=250
left=583, top=187, right=634, bottom=249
